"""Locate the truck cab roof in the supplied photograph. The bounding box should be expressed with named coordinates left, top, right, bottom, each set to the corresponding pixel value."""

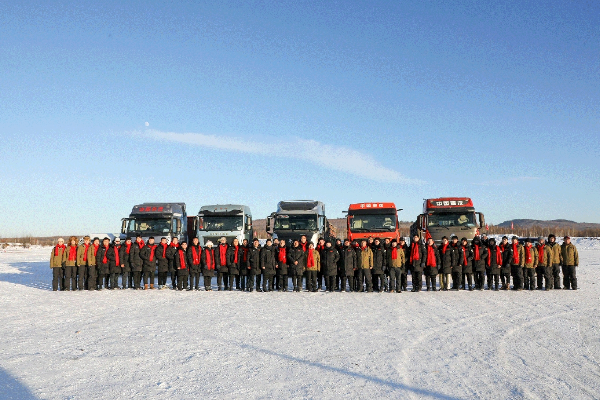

left=198, top=204, right=251, bottom=215
left=130, top=203, right=186, bottom=217
left=277, top=200, right=324, bottom=214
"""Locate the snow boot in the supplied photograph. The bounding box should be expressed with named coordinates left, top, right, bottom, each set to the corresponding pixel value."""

left=144, top=284, right=148, bottom=290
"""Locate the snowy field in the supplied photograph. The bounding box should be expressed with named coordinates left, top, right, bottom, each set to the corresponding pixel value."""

left=0, top=240, right=599, bottom=399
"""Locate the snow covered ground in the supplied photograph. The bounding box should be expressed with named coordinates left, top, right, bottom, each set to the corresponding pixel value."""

left=0, top=241, right=599, bottom=399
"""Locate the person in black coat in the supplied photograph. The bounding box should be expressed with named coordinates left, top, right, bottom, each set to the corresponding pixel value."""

left=471, top=237, right=488, bottom=291
left=119, top=237, right=133, bottom=289
left=321, top=240, right=340, bottom=292
left=187, top=238, right=202, bottom=290
left=109, top=238, right=122, bottom=290
left=215, top=237, right=229, bottom=291
left=166, top=238, right=179, bottom=289
left=155, top=237, right=170, bottom=289
left=130, top=236, right=144, bottom=290
left=398, top=238, right=409, bottom=291
left=334, top=239, right=344, bottom=290
left=438, top=236, right=455, bottom=291
left=275, top=240, right=289, bottom=291
left=174, top=241, right=189, bottom=290
left=424, top=238, right=441, bottom=291
left=239, top=239, right=250, bottom=291
left=498, top=236, right=511, bottom=290
left=260, top=239, right=277, bottom=292
left=459, top=238, right=473, bottom=290
left=288, top=240, right=305, bottom=292
left=409, top=235, right=426, bottom=292
left=339, top=239, right=357, bottom=292
left=486, top=238, right=502, bottom=291
left=140, top=237, right=158, bottom=290
left=448, top=236, right=462, bottom=290
left=226, top=238, right=242, bottom=291
left=96, top=238, right=111, bottom=290
left=246, top=238, right=261, bottom=292
left=201, top=241, right=217, bottom=291
left=371, top=239, right=386, bottom=292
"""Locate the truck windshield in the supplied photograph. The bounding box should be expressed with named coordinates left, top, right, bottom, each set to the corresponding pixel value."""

left=200, top=216, right=243, bottom=231
left=350, top=214, right=396, bottom=232
left=428, top=212, right=476, bottom=228
left=274, top=215, right=317, bottom=231
left=127, top=218, right=172, bottom=234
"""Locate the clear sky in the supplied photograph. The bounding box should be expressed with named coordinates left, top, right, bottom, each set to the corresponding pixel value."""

left=1, top=0, right=599, bottom=237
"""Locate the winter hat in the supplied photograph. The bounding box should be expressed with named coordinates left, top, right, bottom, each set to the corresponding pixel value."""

left=511, top=236, right=518, bottom=241
left=538, top=236, right=545, bottom=242
left=564, top=236, right=570, bottom=240
left=473, top=237, right=481, bottom=244
left=399, top=237, right=406, bottom=242
left=548, top=234, right=556, bottom=240
left=502, top=236, right=508, bottom=240
left=488, top=238, right=496, bottom=245
left=391, top=239, right=397, bottom=243
left=205, top=240, right=213, bottom=247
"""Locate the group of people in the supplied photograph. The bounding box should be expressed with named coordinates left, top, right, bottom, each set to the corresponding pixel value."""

left=49, top=233, right=580, bottom=292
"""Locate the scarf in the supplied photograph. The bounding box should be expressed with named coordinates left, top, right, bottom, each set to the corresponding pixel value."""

left=219, top=244, right=228, bottom=266
left=102, top=245, right=110, bottom=264
left=410, top=243, right=420, bottom=262
left=537, top=244, right=545, bottom=264
left=461, top=246, right=468, bottom=265
left=114, top=245, right=120, bottom=266
left=83, top=243, right=90, bottom=262
left=160, top=243, right=167, bottom=257
left=137, top=240, right=145, bottom=249
left=148, top=245, right=157, bottom=262
left=316, top=244, right=325, bottom=252
left=512, top=243, right=520, bottom=264
left=307, top=249, right=315, bottom=268
left=487, top=246, right=503, bottom=267
left=473, top=245, right=480, bottom=261
left=441, top=243, right=448, bottom=254
left=301, top=242, right=308, bottom=252
left=178, top=249, right=187, bottom=270
left=125, top=243, right=132, bottom=254
left=525, top=245, right=532, bottom=264
left=205, top=248, right=214, bottom=270
left=191, top=246, right=200, bottom=265
left=243, top=247, right=249, bottom=262
left=234, top=245, right=239, bottom=263
left=391, top=246, right=398, bottom=260
left=93, top=244, right=99, bottom=257
left=426, top=245, right=436, bottom=267
left=68, top=245, right=77, bottom=261
left=54, top=244, right=65, bottom=256
left=170, top=242, right=179, bottom=248
left=278, top=246, right=287, bottom=262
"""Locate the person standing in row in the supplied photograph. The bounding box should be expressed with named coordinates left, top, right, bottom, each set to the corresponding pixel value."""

left=356, top=240, right=373, bottom=292
left=187, top=237, right=202, bottom=291
left=261, top=239, right=277, bottom=292
left=109, top=238, right=122, bottom=289
left=449, top=236, right=462, bottom=290
left=486, top=238, right=502, bottom=291
left=321, top=240, right=340, bottom=292
left=239, top=239, right=250, bottom=291
left=547, top=234, right=562, bottom=289
left=120, top=237, right=133, bottom=289
left=398, top=238, right=409, bottom=291
left=247, top=238, right=261, bottom=292
left=166, top=237, right=179, bottom=289
left=275, top=240, right=289, bottom=292
left=77, top=236, right=94, bottom=291
left=140, top=237, right=157, bottom=290
left=425, top=237, right=440, bottom=291
left=387, top=239, right=405, bottom=293
left=339, top=239, right=356, bottom=292
left=561, top=236, right=579, bottom=290
left=175, top=241, right=189, bottom=291
left=316, top=238, right=326, bottom=291
left=96, top=238, right=111, bottom=290
left=438, top=236, right=455, bottom=291
left=506, top=236, right=525, bottom=291
left=216, top=237, right=229, bottom=291
left=62, top=236, right=78, bottom=291
left=227, top=238, right=242, bottom=291
left=409, top=235, right=425, bottom=292
left=50, top=238, right=66, bottom=291
left=288, top=239, right=305, bottom=292
left=305, top=242, right=321, bottom=292
left=522, top=239, right=538, bottom=290
left=498, top=236, right=510, bottom=290
left=154, top=237, right=169, bottom=290
left=371, top=238, right=386, bottom=293
left=536, top=237, right=553, bottom=290
left=460, top=238, right=473, bottom=291
left=130, top=235, right=144, bottom=290
left=471, top=237, right=488, bottom=291
left=201, top=240, right=216, bottom=291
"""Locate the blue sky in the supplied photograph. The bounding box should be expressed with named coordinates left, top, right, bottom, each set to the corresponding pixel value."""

left=1, top=0, right=599, bottom=236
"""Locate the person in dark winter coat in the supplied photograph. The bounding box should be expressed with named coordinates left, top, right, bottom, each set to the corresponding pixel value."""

left=506, top=236, right=525, bottom=291
left=339, top=239, right=357, bottom=292
left=88, top=237, right=100, bottom=290
left=424, top=238, right=441, bottom=291
left=449, top=236, right=461, bottom=290
left=459, top=238, right=473, bottom=291
left=316, top=238, right=326, bottom=290
left=471, top=237, right=488, bottom=290
left=174, top=241, right=189, bottom=290
left=166, top=237, right=179, bottom=289
left=438, top=236, right=455, bottom=291
left=409, top=235, right=426, bottom=292
left=547, top=234, right=562, bottom=289
left=130, top=236, right=144, bottom=290
left=355, top=240, right=373, bottom=292
left=246, top=238, right=261, bottom=292
left=239, top=239, right=250, bottom=291
left=187, top=238, right=202, bottom=290
left=275, top=240, right=289, bottom=291
left=119, top=237, right=133, bottom=289
left=96, top=238, right=111, bottom=290
left=155, top=237, right=170, bottom=289
left=288, top=240, right=305, bottom=292
left=109, top=238, right=122, bottom=289
left=536, top=237, right=553, bottom=290
left=387, top=239, right=405, bottom=293
left=523, top=239, right=538, bottom=290
left=63, top=236, right=79, bottom=291
left=77, top=236, right=95, bottom=291
left=486, top=238, right=502, bottom=291
left=215, top=237, right=229, bottom=291
left=226, top=238, right=242, bottom=291
left=260, top=239, right=277, bottom=291
left=321, top=241, right=340, bottom=292
left=398, top=238, right=409, bottom=291
left=561, top=236, right=578, bottom=290
left=371, top=238, right=386, bottom=292
left=140, top=237, right=158, bottom=290
left=50, top=238, right=66, bottom=291
left=201, top=241, right=216, bottom=291
left=498, top=236, right=511, bottom=290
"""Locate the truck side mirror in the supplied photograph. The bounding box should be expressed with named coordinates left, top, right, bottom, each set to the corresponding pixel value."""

left=176, top=219, right=182, bottom=234
left=418, top=214, right=427, bottom=230
left=121, top=219, right=128, bottom=234
left=266, top=216, right=274, bottom=235
left=478, top=213, right=485, bottom=229
left=246, top=215, right=252, bottom=231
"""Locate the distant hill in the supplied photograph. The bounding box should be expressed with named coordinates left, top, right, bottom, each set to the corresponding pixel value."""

left=497, top=219, right=600, bottom=229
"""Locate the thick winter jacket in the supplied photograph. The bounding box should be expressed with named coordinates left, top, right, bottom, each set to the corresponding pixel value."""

left=165, top=244, right=179, bottom=271
left=371, top=244, right=386, bottom=274
left=305, top=249, right=321, bottom=272
left=523, top=244, right=538, bottom=268
left=77, top=243, right=95, bottom=267
left=356, top=246, right=373, bottom=270
left=471, top=244, right=488, bottom=272
left=50, top=245, right=66, bottom=268
left=487, top=245, right=503, bottom=274
left=239, top=245, right=250, bottom=276
left=340, top=245, right=357, bottom=276
left=246, top=245, right=262, bottom=275
left=140, top=244, right=158, bottom=271
left=561, top=243, right=579, bottom=266
left=547, top=242, right=562, bottom=265
left=321, top=246, right=340, bottom=277
left=96, top=245, right=111, bottom=275
left=260, top=245, right=277, bottom=276
left=63, top=245, right=79, bottom=267
left=201, top=247, right=217, bottom=277
left=173, top=248, right=189, bottom=272
left=288, top=246, right=305, bottom=276
left=408, top=243, right=426, bottom=271
left=386, top=245, right=405, bottom=270
left=275, top=245, right=289, bottom=275
left=535, top=244, right=553, bottom=268
left=438, top=243, right=456, bottom=274
left=154, top=243, right=170, bottom=273
left=458, top=245, right=472, bottom=273
left=424, top=244, right=441, bottom=275
left=119, top=244, right=132, bottom=272
left=109, top=245, right=122, bottom=274
left=215, top=244, right=229, bottom=273
left=186, top=245, right=202, bottom=273
left=226, top=245, right=242, bottom=275
left=129, top=242, right=144, bottom=272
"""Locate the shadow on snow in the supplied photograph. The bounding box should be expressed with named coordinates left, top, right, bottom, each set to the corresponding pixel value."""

left=0, top=261, right=52, bottom=291
left=0, top=367, right=37, bottom=399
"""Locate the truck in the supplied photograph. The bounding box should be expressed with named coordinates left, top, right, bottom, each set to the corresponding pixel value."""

left=120, top=203, right=188, bottom=244
left=266, top=200, right=332, bottom=245
left=410, top=197, right=486, bottom=244
left=345, top=202, right=403, bottom=242
left=193, top=204, right=253, bottom=246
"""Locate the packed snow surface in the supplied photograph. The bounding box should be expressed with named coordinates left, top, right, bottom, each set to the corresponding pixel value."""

left=0, top=241, right=599, bottom=399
